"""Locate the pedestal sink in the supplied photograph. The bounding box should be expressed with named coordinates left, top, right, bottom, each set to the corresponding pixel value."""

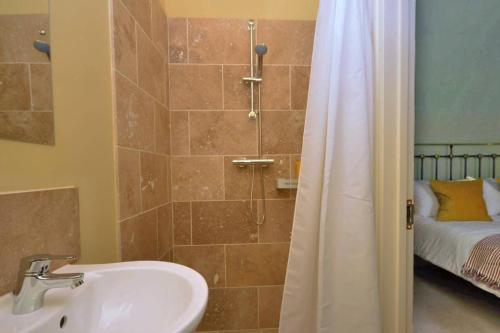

left=0, top=261, right=208, bottom=333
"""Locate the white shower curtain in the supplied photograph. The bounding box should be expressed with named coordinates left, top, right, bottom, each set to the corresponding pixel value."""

left=279, top=0, right=381, bottom=332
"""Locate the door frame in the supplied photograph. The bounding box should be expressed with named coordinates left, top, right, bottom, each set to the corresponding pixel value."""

left=373, top=0, right=415, bottom=332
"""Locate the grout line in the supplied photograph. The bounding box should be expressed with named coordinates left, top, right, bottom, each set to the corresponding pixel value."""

left=134, top=21, right=140, bottom=85
left=221, top=154, right=226, bottom=199
left=173, top=242, right=290, bottom=247
left=155, top=207, right=160, bottom=259
left=169, top=108, right=300, bottom=112
left=169, top=153, right=301, bottom=158
left=117, top=145, right=169, bottom=158
left=208, top=284, right=284, bottom=290
left=223, top=244, right=227, bottom=288
left=289, top=65, right=292, bottom=111
left=189, top=201, right=193, bottom=245
left=186, top=18, right=190, bottom=63
left=27, top=64, right=33, bottom=111
left=187, top=111, right=192, bottom=155
left=0, top=61, right=50, bottom=65
left=168, top=62, right=311, bottom=67
left=257, top=286, right=260, bottom=328
left=221, top=64, right=225, bottom=110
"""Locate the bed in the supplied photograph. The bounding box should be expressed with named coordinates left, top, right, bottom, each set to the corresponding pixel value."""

left=414, top=215, right=500, bottom=297
left=414, top=143, right=500, bottom=297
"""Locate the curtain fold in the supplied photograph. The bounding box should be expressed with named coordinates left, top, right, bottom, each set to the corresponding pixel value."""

left=279, top=0, right=381, bottom=332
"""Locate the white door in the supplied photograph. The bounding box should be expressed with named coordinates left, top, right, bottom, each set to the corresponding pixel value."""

left=373, top=0, right=415, bottom=332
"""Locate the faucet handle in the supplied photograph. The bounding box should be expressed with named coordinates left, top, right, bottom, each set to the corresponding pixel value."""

left=19, top=254, right=77, bottom=275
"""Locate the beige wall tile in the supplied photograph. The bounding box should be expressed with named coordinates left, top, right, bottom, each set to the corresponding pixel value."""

left=173, top=202, right=191, bottom=245
left=0, top=64, right=30, bottom=111
left=0, top=14, right=49, bottom=62
left=226, top=243, right=289, bottom=287
left=291, top=66, right=310, bottom=110
left=140, top=152, right=168, bottom=210
left=261, top=66, right=290, bottom=110
left=171, top=111, right=190, bottom=155
left=174, top=245, right=225, bottom=287
left=155, top=102, right=170, bottom=154
left=137, top=28, right=166, bottom=103
left=0, top=111, right=54, bottom=145
left=197, top=288, right=258, bottom=331
left=257, top=20, right=315, bottom=65
left=170, top=65, right=222, bottom=110
left=158, top=203, right=173, bottom=258
left=259, top=200, right=294, bottom=243
left=224, top=155, right=290, bottom=200
left=121, top=0, right=151, bottom=36
left=223, top=65, right=251, bottom=110
left=118, top=147, right=141, bottom=219
left=168, top=18, right=188, bottom=63
left=191, top=201, right=257, bottom=244
left=120, top=210, right=157, bottom=261
left=115, top=72, right=155, bottom=150
left=112, top=0, right=137, bottom=82
left=262, top=111, right=305, bottom=154
left=30, top=64, right=53, bottom=111
left=151, top=0, right=168, bottom=56
left=171, top=156, right=223, bottom=201
left=188, top=18, right=249, bottom=64
left=0, top=188, right=80, bottom=295
left=190, top=111, right=257, bottom=155
left=258, top=286, right=283, bottom=328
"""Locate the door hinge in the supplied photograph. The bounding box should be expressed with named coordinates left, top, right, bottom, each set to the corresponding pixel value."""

left=406, top=199, right=415, bottom=230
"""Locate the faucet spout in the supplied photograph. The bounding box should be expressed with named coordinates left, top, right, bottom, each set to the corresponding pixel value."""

left=38, top=272, right=85, bottom=289
left=12, top=254, right=84, bottom=315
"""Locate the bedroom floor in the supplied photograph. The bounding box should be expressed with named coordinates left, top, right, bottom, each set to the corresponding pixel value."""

left=414, top=264, right=500, bottom=333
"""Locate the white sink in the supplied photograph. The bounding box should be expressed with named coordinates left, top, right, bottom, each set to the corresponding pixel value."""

left=0, top=261, right=208, bottom=333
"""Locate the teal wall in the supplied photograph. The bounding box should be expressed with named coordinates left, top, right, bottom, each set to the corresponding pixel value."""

left=415, top=0, right=500, bottom=144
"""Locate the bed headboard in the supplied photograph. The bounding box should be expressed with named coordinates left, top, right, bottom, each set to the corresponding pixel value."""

left=414, top=143, right=500, bottom=180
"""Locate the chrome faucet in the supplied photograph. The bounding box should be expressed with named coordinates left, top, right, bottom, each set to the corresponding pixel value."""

left=13, top=254, right=84, bottom=315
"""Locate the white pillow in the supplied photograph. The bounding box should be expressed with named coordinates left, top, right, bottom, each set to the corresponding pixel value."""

left=414, top=180, right=439, bottom=217
left=483, top=179, right=500, bottom=216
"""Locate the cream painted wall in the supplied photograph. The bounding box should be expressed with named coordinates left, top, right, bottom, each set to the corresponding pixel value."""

left=0, top=0, right=118, bottom=263
left=163, top=0, right=319, bottom=20
left=0, top=0, right=48, bottom=14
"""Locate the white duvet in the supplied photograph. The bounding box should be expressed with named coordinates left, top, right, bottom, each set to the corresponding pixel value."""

left=414, top=215, right=500, bottom=297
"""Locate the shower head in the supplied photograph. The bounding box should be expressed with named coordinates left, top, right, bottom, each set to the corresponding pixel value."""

left=33, top=40, right=51, bottom=60
left=255, top=44, right=268, bottom=56
left=255, top=44, right=268, bottom=78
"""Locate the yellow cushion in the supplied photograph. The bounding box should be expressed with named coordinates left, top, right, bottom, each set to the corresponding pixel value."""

left=430, top=180, right=492, bottom=221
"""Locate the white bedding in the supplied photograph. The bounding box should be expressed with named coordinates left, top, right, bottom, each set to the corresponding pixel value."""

left=414, top=215, right=500, bottom=297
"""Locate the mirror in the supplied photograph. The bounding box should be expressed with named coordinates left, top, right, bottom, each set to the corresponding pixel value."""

left=0, top=0, right=54, bottom=145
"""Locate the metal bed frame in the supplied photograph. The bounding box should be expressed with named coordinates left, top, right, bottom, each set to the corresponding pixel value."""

left=414, top=143, right=500, bottom=180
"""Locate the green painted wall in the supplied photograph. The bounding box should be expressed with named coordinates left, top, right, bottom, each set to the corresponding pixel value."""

left=415, top=0, right=500, bottom=144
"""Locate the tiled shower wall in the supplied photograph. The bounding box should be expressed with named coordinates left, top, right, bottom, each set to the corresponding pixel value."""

left=168, top=18, right=314, bottom=331
left=111, top=0, right=173, bottom=261
left=0, top=14, right=54, bottom=144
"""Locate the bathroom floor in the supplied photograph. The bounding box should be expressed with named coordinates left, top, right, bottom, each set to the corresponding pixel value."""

left=414, top=264, right=500, bottom=333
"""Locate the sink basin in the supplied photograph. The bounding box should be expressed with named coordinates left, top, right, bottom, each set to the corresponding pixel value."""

left=0, top=261, right=208, bottom=333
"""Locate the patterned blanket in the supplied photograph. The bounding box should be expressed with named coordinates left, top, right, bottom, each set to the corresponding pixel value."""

left=462, top=234, right=500, bottom=290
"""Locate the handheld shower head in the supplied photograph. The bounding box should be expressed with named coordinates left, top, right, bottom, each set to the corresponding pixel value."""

left=255, top=44, right=268, bottom=78
left=33, top=40, right=51, bottom=60
left=255, top=44, right=268, bottom=56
